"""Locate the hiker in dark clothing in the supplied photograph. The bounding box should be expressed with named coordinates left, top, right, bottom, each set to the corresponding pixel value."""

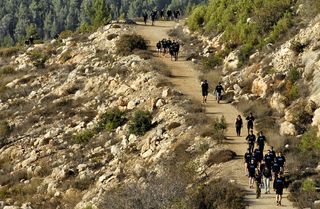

left=244, top=148, right=252, bottom=175
left=167, top=9, right=172, bottom=20
left=246, top=112, right=255, bottom=134
left=248, top=159, right=257, bottom=188
left=235, top=115, right=243, bottom=136
left=272, top=160, right=281, bottom=178
left=174, top=10, right=181, bottom=20
left=246, top=130, right=256, bottom=153
left=151, top=11, right=157, bottom=25
left=160, top=9, right=165, bottom=19
left=156, top=41, right=162, bottom=54
left=275, top=151, right=286, bottom=172
left=253, top=146, right=263, bottom=164
left=274, top=172, right=286, bottom=206
left=214, top=82, right=224, bottom=103
left=201, top=80, right=209, bottom=103
left=143, top=12, right=148, bottom=25
left=256, top=131, right=266, bottom=153
left=264, top=150, right=274, bottom=169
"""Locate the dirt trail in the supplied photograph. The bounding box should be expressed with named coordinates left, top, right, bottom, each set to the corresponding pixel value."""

left=134, top=21, right=295, bottom=209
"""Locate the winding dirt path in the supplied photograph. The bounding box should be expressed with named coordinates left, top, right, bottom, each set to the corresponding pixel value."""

left=134, top=21, right=295, bottom=209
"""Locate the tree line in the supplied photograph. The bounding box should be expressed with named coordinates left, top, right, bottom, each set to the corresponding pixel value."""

left=0, top=0, right=205, bottom=47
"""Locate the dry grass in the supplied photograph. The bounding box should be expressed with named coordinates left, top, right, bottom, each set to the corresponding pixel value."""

left=133, top=49, right=153, bottom=60
left=150, top=59, right=172, bottom=77
left=0, top=46, right=21, bottom=57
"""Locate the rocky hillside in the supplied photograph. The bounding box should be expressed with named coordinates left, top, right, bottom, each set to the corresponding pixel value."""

left=178, top=12, right=320, bottom=208
left=0, top=23, right=241, bottom=209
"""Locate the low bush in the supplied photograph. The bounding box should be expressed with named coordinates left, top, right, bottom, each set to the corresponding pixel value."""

left=206, top=149, right=236, bottom=166
left=133, top=49, right=153, bottom=60
left=116, top=34, right=148, bottom=56
left=287, top=68, right=301, bottom=84
left=186, top=113, right=210, bottom=126
left=150, top=60, right=171, bottom=77
left=188, top=5, right=207, bottom=31
left=0, top=121, right=11, bottom=138
left=28, top=49, right=48, bottom=68
left=194, top=179, right=245, bottom=209
left=0, top=65, right=15, bottom=75
left=129, top=110, right=152, bottom=136
left=213, top=116, right=227, bottom=132
left=59, top=30, right=74, bottom=39
left=107, top=33, right=118, bottom=40
left=290, top=41, right=307, bottom=55
left=200, top=53, right=223, bottom=71
left=74, top=129, right=95, bottom=144
left=96, top=108, right=126, bottom=132
left=289, top=178, right=320, bottom=208
left=0, top=47, right=20, bottom=57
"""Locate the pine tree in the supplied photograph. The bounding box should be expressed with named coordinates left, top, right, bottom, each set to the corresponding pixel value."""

left=93, top=0, right=112, bottom=27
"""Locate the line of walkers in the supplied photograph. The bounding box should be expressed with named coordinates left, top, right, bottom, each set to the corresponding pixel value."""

left=156, top=38, right=180, bottom=61
left=243, top=127, right=287, bottom=206
left=143, top=9, right=181, bottom=25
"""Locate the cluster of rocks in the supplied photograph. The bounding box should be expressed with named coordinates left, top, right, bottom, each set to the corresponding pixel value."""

left=0, top=24, right=218, bottom=209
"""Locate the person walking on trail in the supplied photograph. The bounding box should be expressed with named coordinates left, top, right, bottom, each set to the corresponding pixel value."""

left=262, top=164, right=272, bottom=194
left=246, top=112, right=255, bottom=134
left=151, top=11, right=157, bottom=25
left=235, top=115, right=243, bottom=136
left=269, top=146, right=276, bottom=161
left=246, top=130, right=256, bottom=153
left=248, top=159, right=257, bottom=188
left=244, top=148, right=252, bottom=175
left=272, top=159, right=281, bottom=179
left=167, top=9, right=173, bottom=20
left=160, top=9, right=165, bottom=20
left=264, top=150, right=274, bottom=169
left=257, top=131, right=266, bottom=153
left=201, top=80, right=209, bottom=103
left=255, top=168, right=263, bottom=198
left=143, top=12, right=148, bottom=25
left=275, top=151, right=286, bottom=172
left=156, top=41, right=162, bottom=54
left=253, top=146, right=263, bottom=164
left=274, top=172, right=286, bottom=206
left=214, top=82, right=224, bottom=103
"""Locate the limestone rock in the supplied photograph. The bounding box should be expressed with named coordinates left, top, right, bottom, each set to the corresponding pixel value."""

left=280, top=121, right=297, bottom=136
left=270, top=93, right=286, bottom=113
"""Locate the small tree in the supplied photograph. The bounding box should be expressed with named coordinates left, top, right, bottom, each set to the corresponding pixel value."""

left=92, top=0, right=112, bottom=28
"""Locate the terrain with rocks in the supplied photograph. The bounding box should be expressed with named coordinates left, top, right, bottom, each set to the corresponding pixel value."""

left=0, top=22, right=237, bottom=209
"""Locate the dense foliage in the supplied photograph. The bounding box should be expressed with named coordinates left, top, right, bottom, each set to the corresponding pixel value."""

left=0, top=0, right=205, bottom=46
left=188, top=0, right=320, bottom=62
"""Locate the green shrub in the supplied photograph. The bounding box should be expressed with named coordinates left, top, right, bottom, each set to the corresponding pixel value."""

left=28, top=49, right=48, bottom=68
left=129, top=110, right=152, bottom=136
left=213, top=116, right=227, bottom=132
left=299, top=128, right=320, bottom=152
left=301, top=178, right=316, bottom=192
left=201, top=53, right=223, bottom=71
left=74, top=129, right=95, bottom=144
left=116, top=34, right=148, bottom=56
left=268, top=12, right=292, bottom=43
left=287, top=68, right=301, bottom=84
left=96, top=108, right=126, bottom=132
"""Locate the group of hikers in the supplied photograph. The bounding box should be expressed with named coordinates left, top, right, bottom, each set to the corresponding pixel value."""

left=143, top=9, right=181, bottom=25
left=200, top=80, right=287, bottom=206
left=156, top=38, right=180, bottom=61
left=201, top=80, right=224, bottom=103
